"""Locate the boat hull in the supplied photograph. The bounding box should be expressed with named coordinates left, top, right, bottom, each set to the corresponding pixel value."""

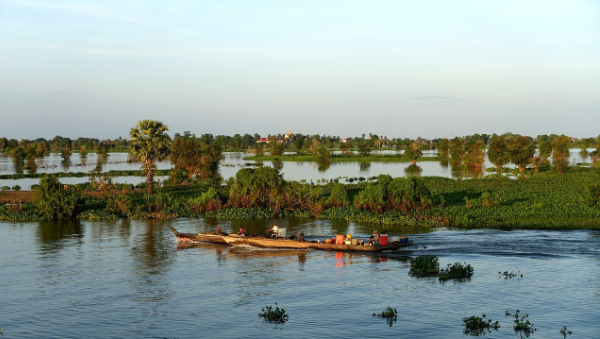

left=170, top=227, right=413, bottom=252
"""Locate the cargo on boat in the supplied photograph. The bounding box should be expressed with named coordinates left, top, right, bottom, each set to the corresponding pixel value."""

left=170, top=227, right=413, bottom=253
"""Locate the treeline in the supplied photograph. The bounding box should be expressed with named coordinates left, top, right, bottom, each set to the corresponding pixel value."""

left=3, top=132, right=599, bottom=156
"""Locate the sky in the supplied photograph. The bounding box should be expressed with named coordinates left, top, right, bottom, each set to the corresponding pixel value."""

left=1, top=0, right=599, bottom=140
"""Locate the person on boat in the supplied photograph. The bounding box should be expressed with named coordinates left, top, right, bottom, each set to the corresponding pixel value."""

left=297, top=231, right=305, bottom=242
left=266, top=224, right=279, bottom=237
left=214, top=226, right=224, bottom=235
left=370, top=230, right=380, bottom=246
left=236, top=227, right=246, bottom=236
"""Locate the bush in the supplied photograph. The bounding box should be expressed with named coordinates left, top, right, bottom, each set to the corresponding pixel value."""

left=34, top=176, right=84, bottom=220
left=409, top=255, right=440, bottom=277
left=105, top=193, right=132, bottom=216
left=259, top=303, right=289, bottom=323
left=439, top=262, right=474, bottom=281
left=462, top=314, right=500, bottom=335
left=12, top=185, right=21, bottom=191
left=1, top=186, right=10, bottom=191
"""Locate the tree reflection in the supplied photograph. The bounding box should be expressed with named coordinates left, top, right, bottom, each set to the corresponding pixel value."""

left=359, top=162, right=371, bottom=173
left=317, top=161, right=331, bottom=172
left=26, top=158, right=38, bottom=175
left=272, top=160, right=283, bottom=171
left=12, top=158, right=24, bottom=175
left=36, top=220, right=84, bottom=252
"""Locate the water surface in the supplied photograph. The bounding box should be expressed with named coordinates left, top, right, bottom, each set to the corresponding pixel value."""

left=1, top=219, right=598, bottom=338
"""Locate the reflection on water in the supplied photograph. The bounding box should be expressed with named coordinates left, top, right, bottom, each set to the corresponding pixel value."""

left=2, top=149, right=597, bottom=190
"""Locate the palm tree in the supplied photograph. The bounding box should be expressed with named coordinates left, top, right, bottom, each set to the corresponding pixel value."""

left=129, top=120, right=171, bottom=195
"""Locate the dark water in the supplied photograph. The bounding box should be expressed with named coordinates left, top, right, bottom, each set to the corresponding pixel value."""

left=1, top=219, right=599, bottom=338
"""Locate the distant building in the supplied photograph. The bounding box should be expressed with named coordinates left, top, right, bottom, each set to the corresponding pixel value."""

left=257, top=137, right=283, bottom=143
left=284, top=129, right=293, bottom=139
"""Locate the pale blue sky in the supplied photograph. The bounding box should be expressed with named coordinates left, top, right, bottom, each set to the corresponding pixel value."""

left=1, top=0, right=599, bottom=140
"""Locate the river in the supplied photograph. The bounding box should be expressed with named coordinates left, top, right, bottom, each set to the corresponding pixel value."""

left=1, top=219, right=598, bottom=338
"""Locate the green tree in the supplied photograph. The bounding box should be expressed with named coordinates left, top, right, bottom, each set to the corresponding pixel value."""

left=464, top=140, right=485, bottom=169
left=269, top=138, right=284, bottom=156
left=358, top=141, right=371, bottom=157
left=170, top=132, right=222, bottom=180
left=552, top=135, right=571, bottom=174
left=488, top=136, right=510, bottom=172
left=340, top=140, right=353, bottom=156
left=437, top=138, right=449, bottom=158
left=449, top=138, right=465, bottom=165
left=509, top=136, right=535, bottom=172
left=129, top=120, right=171, bottom=195
left=404, top=140, right=423, bottom=166
left=34, top=176, right=84, bottom=220
left=328, top=183, right=349, bottom=207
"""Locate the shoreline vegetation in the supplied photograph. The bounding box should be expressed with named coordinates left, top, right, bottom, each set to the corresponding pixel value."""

left=2, top=167, right=600, bottom=230
left=2, top=123, right=600, bottom=230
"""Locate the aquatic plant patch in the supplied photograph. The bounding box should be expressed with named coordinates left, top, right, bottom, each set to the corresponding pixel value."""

left=439, top=262, right=474, bottom=281
left=506, top=310, right=536, bottom=338
left=409, top=255, right=440, bottom=277
left=373, top=306, right=398, bottom=327
left=462, top=314, right=500, bottom=336
left=259, top=303, right=289, bottom=323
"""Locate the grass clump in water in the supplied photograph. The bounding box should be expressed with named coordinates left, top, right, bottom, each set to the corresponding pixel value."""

left=506, top=310, right=536, bottom=338
left=439, top=262, right=474, bottom=281
left=373, top=306, right=398, bottom=327
left=259, top=303, right=289, bottom=323
left=409, top=255, right=440, bottom=277
left=499, top=270, right=523, bottom=279
left=462, top=314, right=500, bottom=335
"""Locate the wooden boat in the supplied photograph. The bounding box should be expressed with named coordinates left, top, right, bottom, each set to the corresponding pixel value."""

left=170, top=227, right=413, bottom=253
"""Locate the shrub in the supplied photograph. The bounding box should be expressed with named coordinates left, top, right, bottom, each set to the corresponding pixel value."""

left=1, top=186, right=10, bottom=191
left=12, top=185, right=21, bottom=191
left=439, top=262, right=474, bottom=281
left=409, top=255, right=440, bottom=277
left=106, top=193, right=132, bottom=216
left=34, top=176, right=84, bottom=220
left=462, top=314, right=500, bottom=335
left=259, top=303, right=289, bottom=323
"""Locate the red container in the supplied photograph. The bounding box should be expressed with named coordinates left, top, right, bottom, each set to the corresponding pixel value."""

left=336, top=235, right=344, bottom=245
left=380, top=234, right=389, bottom=246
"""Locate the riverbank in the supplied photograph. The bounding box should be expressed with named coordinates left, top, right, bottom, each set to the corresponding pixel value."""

left=2, top=169, right=599, bottom=230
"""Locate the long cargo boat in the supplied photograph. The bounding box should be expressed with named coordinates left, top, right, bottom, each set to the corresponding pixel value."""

left=170, top=227, right=413, bottom=252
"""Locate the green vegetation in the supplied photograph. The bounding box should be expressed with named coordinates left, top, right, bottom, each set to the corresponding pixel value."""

left=506, top=310, right=536, bottom=338
left=499, top=271, right=522, bottom=279
left=373, top=306, right=398, bottom=326
left=410, top=255, right=474, bottom=281
left=3, top=166, right=600, bottom=229
left=258, top=303, right=289, bottom=323
left=462, top=314, right=500, bottom=335
left=439, top=262, right=474, bottom=281
left=409, top=255, right=440, bottom=277
left=560, top=326, right=572, bottom=338
left=129, top=120, right=171, bottom=195
left=34, top=176, right=84, bottom=220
